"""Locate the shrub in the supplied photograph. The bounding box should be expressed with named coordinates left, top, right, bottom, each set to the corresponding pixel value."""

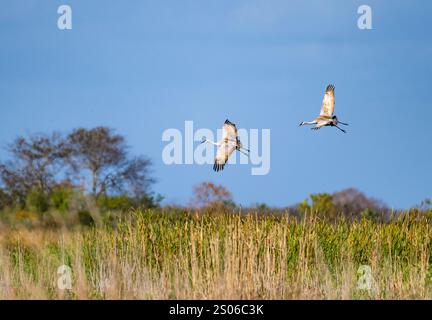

left=49, top=184, right=74, bottom=212
left=0, top=188, right=12, bottom=210
left=26, top=189, right=49, bottom=214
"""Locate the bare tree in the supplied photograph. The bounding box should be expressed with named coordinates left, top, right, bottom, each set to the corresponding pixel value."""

left=67, top=127, right=154, bottom=199
left=331, top=188, right=389, bottom=221
left=332, top=188, right=386, bottom=214
left=0, top=132, right=70, bottom=205
left=191, top=181, right=233, bottom=208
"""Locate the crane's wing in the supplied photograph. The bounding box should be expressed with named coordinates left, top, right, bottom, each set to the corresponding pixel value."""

left=319, top=84, right=335, bottom=117
left=213, top=140, right=236, bottom=172
left=222, top=119, right=238, bottom=143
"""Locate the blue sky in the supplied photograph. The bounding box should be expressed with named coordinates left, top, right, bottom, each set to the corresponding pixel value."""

left=0, top=1, right=431, bottom=209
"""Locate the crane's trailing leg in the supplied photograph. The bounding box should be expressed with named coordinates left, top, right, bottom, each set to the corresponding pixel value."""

left=238, top=149, right=249, bottom=156
left=334, top=125, right=346, bottom=133
left=227, top=138, right=250, bottom=155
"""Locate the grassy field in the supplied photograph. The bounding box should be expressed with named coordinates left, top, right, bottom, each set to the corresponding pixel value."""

left=0, top=209, right=431, bottom=299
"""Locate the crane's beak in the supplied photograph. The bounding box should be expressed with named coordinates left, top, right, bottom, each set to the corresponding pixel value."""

left=201, top=139, right=206, bottom=144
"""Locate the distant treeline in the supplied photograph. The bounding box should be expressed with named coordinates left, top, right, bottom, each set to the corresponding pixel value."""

left=184, top=182, right=431, bottom=223
left=0, top=128, right=430, bottom=228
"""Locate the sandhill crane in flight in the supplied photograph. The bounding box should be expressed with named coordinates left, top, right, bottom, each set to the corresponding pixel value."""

left=299, top=84, right=348, bottom=133
left=201, top=119, right=250, bottom=172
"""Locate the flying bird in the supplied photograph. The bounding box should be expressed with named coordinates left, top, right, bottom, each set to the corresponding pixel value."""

left=299, top=84, right=349, bottom=133
left=201, top=119, right=250, bottom=172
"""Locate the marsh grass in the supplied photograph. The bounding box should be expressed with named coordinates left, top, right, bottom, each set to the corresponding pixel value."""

left=0, top=209, right=431, bottom=299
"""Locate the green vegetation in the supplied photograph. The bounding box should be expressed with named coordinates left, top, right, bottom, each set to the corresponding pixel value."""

left=1, top=209, right=432, bottom=299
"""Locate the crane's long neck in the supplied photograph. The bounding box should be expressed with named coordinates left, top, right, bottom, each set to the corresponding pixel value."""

left=300, top=120, right=317, bottom=126
left=203, top=139, right=220, bottom=146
